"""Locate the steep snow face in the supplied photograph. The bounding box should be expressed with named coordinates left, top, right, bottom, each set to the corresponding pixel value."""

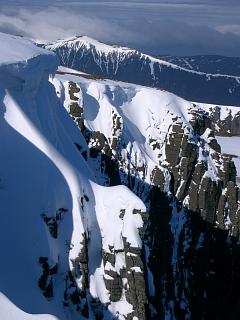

left=0, top=33, right=146, bottom=320
left=46, top=36, right=240, bottom=105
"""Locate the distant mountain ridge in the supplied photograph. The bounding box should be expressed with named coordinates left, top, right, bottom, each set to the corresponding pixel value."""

left=45, top=36, right=240, bottom=106
left=158, top=55, right=240, bottom=77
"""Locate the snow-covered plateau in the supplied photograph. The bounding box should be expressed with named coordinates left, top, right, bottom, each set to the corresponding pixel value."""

left=1, top=33, right=240, bottom=320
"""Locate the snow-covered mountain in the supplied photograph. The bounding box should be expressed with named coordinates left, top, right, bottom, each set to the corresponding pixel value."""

left=158, top=55, right=240, bottom=77
left=45, top=36, right=240, bottom=106
left=1, top=32, right=240, bottom=320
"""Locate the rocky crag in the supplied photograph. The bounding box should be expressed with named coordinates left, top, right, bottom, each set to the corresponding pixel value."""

left=195, top=103, right=240, bottom=136
left=52, top=71, right=240, bottom=320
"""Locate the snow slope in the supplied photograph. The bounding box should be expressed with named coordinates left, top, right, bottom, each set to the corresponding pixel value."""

left=0, top=32, right=145, bottom=320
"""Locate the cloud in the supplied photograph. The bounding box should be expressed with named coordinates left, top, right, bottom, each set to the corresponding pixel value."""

left=217, top=24, right=240, bottom=36
left=0, top=8, right=117, bottom=41
left=0, top=6, right=239, bottom=57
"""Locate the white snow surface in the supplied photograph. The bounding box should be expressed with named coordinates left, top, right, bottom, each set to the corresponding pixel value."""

left=0, top=32, right=55, bottom=66
left=217, top=136, right=240, bottom=185
left=0, top=32, right=58, bottom=87
left=0, top=293, right=58, bottom=320
left=0, top=32, right=145, bottom=320
left=47, top=35, right=139, bottom=56
left=57, top=65, right=88, bottom=75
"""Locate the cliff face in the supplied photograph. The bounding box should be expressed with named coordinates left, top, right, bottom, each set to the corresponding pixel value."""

left=194, top=103, right=240, bottom=136
left=52, top=70, right=240, bottom=320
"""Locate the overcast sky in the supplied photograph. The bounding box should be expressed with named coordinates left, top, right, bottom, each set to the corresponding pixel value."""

left=0, top=0, right=240, bottom=56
